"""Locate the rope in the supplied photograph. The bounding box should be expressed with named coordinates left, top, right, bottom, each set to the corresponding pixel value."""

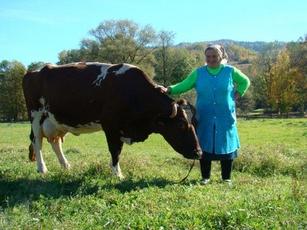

left=178, top=159, right=196, bottom=183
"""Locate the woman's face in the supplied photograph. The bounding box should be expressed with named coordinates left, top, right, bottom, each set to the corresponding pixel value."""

left=205, top=49, right=221, bottom=68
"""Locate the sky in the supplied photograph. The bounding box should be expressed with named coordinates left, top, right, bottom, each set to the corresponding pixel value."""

left=1, top=0, right=306, bottom=66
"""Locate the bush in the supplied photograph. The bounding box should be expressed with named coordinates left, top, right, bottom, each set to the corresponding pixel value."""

left=233, top=145, right=305, bottom=177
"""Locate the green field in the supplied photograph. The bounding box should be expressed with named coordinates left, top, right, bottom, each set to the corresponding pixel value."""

left=0, top=119, right=306, bottom=229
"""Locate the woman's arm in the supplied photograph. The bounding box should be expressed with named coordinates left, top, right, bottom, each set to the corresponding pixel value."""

left=232, top=67, right=250, bottom=96
left=168, top=69, right=198, bottom=95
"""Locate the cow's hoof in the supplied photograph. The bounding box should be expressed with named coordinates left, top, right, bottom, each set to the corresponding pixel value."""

left=118, top=174, right=125, bottom=180
left=37, top=166, right=48, bottom=174
left=29, top=155, right=36, bottom=162
left=64, top=163, right=71, bottom=170
left=112, top=171, right=125, bottom=180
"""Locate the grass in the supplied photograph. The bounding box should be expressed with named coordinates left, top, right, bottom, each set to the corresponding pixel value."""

left=0, top=119, right=306, bottom=229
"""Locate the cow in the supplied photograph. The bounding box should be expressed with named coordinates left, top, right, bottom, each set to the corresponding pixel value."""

left=22, top=62, right=202, bottom=178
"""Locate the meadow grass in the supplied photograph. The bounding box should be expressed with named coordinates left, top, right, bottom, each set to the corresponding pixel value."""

left=0, top=119, right=306, bottom=229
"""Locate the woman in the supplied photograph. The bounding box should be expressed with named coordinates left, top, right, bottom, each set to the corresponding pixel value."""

left=160, top=44, right=250, bottom=184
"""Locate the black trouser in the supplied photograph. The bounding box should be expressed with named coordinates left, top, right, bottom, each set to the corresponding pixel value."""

left=200, top=158, right=233, bottom=180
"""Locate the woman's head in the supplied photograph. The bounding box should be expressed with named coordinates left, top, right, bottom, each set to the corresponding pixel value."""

left=204, top=44, right=228, bottom=67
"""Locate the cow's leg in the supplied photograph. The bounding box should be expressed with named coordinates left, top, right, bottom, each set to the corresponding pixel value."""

left=28, top=128, right=36, bottom=161
left=31, top=110, right=47, bottom=173
left=50, top=138, right=70, bottom=169
left=104, top=129, right=124, bottom=179
left=41, top=118, right=70, bottom=169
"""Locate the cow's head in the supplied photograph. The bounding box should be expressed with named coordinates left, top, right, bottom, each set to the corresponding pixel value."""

left=154, top=99, right=202, bottom=159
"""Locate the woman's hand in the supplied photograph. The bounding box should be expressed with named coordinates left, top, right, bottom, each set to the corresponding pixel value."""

left=156, top=85, right=169, bottom=94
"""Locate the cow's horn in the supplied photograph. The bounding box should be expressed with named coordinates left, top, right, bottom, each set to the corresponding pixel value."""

left=170, top=103, right=178, bottom=118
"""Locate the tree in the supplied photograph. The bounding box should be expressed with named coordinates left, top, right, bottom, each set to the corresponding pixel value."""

left=250, top=75, right=267, bottom=109
left=91, top=20, right=157, bottom=75
left=236, top=90, right=255, bottom=115
left=287, top=35, right=307, bottom=114
left=154, top=31, right=175, bottom=85
left=79, top=39, right=100, bottom=61
left=154, top=47, right=193, bottom=85
left=154, top=47, right=201, bottom=103
left=0, top=61, right=27, bottom=121
left=227, top=44, right=257, bottom=63
left=268, top=49, right=302, bottom=116
left=58, top=49, right=84, bottom=64
left=58, top=20, right=158, bottom=76
left=252, top=43, right=280, bottom=113
left=0, top=60, right=10, bottom=120
left=27, top=61, right=46, bottom=71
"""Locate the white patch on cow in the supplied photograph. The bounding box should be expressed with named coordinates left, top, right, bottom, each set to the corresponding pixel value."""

left=31, top=107, right=102, bottom=174
left=59, top=62, right=80, bottom=66
left=64, top=122, right=102, bottom=136
left=85, top=62, right=104, bottom=66
left=50, top=62, right=82, bottom=68
left=31, top=69, right=41, bottom=72
left=31, top=110, right=48, bottom=173
left=46, top=63, right=58, bottom=68
left=31, top=110, right=37, bottom=119
left=111, top=162, right=124, bottom=179
left=46, top=112, right=102, bottom=136
left=50, top=138, right=70, bottom=169
left=115, top=63, right=136, bottom=75
left=120, top=137, right=133, bottom=145
left=41, top=117, right=66, bottom=140
left=92, top=63, right=112, bottom=86
left=39, top=97, right=46, bottom=106
left=31, top=110, right=43, bottom=131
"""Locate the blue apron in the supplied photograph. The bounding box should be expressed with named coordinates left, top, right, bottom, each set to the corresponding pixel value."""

left=195, top=65, right=240, bottom=157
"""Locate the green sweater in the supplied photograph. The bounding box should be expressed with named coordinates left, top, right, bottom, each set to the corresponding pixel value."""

left=169, top=64, right=250, bottom=96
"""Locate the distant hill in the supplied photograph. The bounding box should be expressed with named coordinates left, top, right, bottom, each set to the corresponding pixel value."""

left=176, top=39, right=286, bottom=53
left=175, top=39, right=287, bottom=64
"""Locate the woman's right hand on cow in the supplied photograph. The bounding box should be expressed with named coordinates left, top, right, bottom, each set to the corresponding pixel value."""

left=156, top=85, right=169, bottom=94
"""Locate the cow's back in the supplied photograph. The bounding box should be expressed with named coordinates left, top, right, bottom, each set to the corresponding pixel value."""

left=23, top=64, right=101, bottom=124
left=23, top=62, right=171, bottom=128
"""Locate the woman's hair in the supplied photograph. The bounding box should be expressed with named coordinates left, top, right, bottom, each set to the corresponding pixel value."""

left=205, top=44, right=228, bottom=64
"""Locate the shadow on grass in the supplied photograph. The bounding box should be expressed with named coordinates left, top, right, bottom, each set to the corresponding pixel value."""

left=107, top=177, right=175, bottom=193
left=0, top=170, right=176, bottom=210
left=0, top=176, right=90, bottom=210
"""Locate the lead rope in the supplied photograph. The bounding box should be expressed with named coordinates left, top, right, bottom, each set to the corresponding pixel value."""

left=178, top=159, right=196, bottom=183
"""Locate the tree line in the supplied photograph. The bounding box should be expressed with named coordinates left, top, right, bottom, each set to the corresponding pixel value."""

left=0, top=20, right=306, bottom=121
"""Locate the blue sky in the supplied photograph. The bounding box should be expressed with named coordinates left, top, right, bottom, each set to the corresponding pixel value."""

left=1, top=0, right=306, bottom=66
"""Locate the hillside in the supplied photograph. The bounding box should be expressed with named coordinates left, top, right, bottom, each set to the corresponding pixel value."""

left=176, top=39, right=286, bottom=52
left=176, top=39, right=287, bottom=64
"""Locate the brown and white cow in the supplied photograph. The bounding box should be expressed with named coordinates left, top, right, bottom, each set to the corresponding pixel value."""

left=23, top=62, right=202, bottom=178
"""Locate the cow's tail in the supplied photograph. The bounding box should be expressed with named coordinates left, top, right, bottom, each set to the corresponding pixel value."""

left=28, top=128, right=36, bottom=161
